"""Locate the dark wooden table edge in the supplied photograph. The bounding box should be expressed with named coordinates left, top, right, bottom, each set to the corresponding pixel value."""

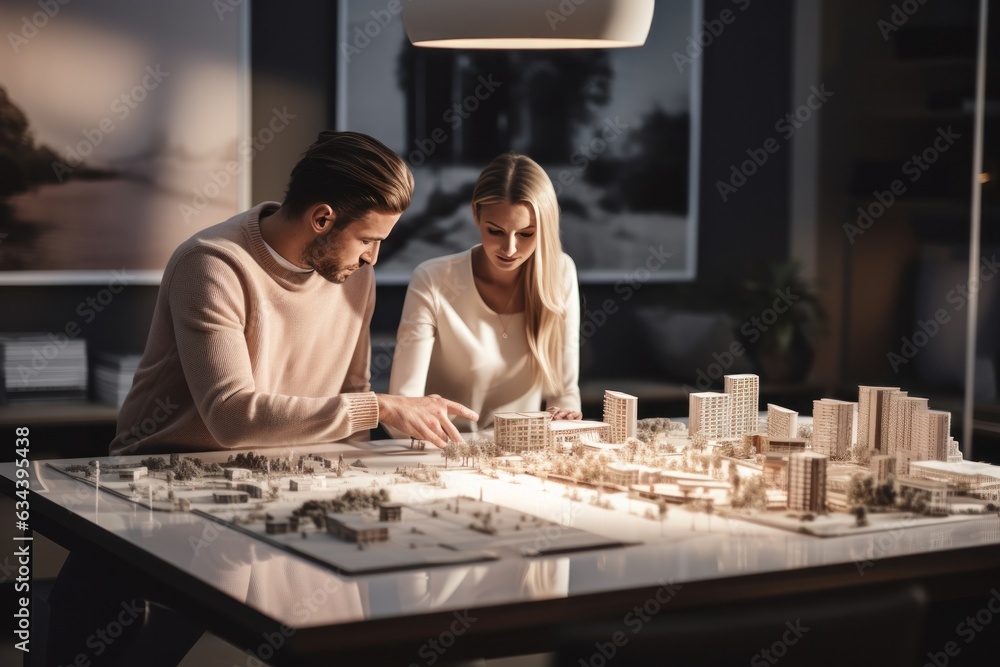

left=6, top=474, right=1000, bottom=665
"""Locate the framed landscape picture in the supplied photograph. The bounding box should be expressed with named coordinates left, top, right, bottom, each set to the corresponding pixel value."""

left=0, top=0, right=250, bottom=284
left=336, top=0, right=701, bottom=283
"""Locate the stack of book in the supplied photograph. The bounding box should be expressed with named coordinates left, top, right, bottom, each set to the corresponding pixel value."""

left=0, top=333, right=88, bottom=403
left=94, top=353, right=142, bottom=407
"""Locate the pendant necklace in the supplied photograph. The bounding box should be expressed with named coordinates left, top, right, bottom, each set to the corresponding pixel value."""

left=496, top=271, right=524, bottom=341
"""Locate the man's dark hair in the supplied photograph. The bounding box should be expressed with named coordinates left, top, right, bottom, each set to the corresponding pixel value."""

left=283, top=131, right=414, bottom=227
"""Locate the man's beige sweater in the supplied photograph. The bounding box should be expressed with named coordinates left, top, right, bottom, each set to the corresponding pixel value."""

left=109, top=202, right=379, bottom=456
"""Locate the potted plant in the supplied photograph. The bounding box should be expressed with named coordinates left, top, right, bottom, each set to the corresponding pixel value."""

left=736, top=260, right=826, bottom=384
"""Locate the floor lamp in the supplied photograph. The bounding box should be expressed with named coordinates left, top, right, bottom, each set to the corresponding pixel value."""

left=962, top=0, right=989, bottom=458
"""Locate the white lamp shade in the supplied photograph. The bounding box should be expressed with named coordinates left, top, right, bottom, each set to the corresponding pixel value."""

left=402, top=0, right=655, bottom=49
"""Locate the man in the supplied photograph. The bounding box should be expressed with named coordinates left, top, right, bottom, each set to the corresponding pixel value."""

left=109, top=131, right=476, bottom=456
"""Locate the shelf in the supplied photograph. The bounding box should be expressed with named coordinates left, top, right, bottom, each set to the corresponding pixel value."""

left=0, top=401, right=119, bottom=427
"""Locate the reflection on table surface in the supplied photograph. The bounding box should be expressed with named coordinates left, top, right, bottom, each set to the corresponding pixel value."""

left=4, top=439, right=1000, bottom=629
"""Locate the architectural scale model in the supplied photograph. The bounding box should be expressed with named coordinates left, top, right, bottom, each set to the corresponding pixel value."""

left=50, top=382, right=1000, bottom=575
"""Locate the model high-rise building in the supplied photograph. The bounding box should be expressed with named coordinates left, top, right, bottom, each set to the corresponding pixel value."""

left=857, top=386, right=900, bottom=455
left=494, top=411, right=552, bottom=451
left=812, top=399, right=856, bottom=460
left=724, top=374, right=759, bottom=437
left=876, top=392, right=960, bottom=473
left=689, top=392, right=730, bottom=444
left=915, top=409, right=951, bottom=462
left=787, top=451, right=828, bottom=513
left=887, top=394, right=929, bottom=457
left=603, top=390, right=638, bottom=444
left=766, top=404, right=798, bottom=439
left=870, top=454, right=896, bottom=483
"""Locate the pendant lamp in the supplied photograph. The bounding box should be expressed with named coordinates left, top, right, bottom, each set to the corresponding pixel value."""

left=403, top=0, right=655, bottom=49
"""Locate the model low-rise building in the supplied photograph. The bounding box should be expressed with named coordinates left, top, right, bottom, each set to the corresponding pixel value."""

left=289, top=479, right=313, bottom=492
left=744, top=433, right=768, bottom=455
left=895, top=476, right=951, bottom=516
left=908, top=461, right=1000, bottom=502
left=765, top=437, right=808, bottom=456
left=118, top=466, right=148, bottom=481
left=605, top=463, right=661, bottom=487
left=551, top=419, right=610, bottom=446
left=379, top=503, right=403, bottom=522
left=234, top=482, right=264, bottom=499
left=325, top=513, right=390, bottom=544
left=762, top=454, right=788, bottom=489
left=495, top=411, right=553, bottom=451
left=212, top=491, right=249, bottom=504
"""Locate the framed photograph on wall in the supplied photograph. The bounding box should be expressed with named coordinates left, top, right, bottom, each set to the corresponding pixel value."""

left=336, top=0, right=701, bottom=283
left=0, top=0, right=250, bottom=285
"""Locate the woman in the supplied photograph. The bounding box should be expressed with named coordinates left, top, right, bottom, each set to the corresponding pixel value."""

left=389, top=153, right=581, bottom=433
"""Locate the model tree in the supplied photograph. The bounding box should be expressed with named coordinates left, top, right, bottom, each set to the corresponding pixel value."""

left=873, top=479, right=896, bottom=508
left=711, top=452, right=723, bottom=479
left=140, top=457, right=168, bottom=471
left=847, top=473, right=876, bottom=508
left=173, top=458, right=202, bottom=482
left=731, top=476, right=768, bottom=512
left=441, top=442, right=459, bottom=468
left=852, top=505, right=869, bottom=527
left=728, top=465, right=742, bottom=495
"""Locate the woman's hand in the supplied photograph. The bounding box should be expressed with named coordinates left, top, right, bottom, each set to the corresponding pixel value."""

left=377, top=394, right=478, bottom=448
left=547, top=406, right=583, bottom=421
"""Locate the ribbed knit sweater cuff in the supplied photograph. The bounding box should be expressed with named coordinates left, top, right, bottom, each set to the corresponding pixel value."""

left=345, top=392, right=379, bottom=433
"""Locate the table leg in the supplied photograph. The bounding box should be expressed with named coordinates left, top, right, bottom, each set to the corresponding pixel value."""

left=45, top=551, right=203, bottom=667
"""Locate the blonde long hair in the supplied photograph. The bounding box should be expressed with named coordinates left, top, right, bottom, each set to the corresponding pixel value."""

left=472, top=153, right=568, bottom=396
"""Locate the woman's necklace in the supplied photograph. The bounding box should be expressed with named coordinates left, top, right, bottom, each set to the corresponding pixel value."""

left=496, top=271, right=524, bottom=341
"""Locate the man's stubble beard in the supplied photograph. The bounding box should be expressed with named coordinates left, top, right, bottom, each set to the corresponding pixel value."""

left=302, top=228, right=360, bottom=284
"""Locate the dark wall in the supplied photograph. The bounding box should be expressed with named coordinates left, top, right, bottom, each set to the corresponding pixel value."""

left=0, top=0, right=795, bottom=389
left=372, top=0, right=796, bottom=385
